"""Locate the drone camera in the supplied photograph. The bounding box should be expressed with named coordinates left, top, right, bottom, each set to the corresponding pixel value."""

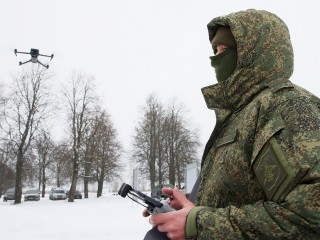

left=30, top=48, right=39, bottom=57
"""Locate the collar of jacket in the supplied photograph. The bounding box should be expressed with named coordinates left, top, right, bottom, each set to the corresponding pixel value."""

left=201, top=69, right=267, bottom=112
left=201, top=76, right=293, bottom=122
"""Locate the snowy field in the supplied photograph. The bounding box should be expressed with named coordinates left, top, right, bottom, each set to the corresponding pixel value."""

left=0, top=192, right=152, bottom=240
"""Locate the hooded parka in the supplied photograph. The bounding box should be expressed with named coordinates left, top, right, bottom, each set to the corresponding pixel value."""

left=185, top=9, right=320, bottom=239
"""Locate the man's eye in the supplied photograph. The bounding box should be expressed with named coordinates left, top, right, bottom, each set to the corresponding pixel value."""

left=213, top=48, right=217, bottom=55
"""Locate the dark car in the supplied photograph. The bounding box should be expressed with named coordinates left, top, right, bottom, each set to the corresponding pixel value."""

left=24, top=189, right=40, bottom=201
left=151, top=184, right=174, bottom=199
left=66, top=190, right=82, bottom=199
left=3, top=188, right=15, bottom=202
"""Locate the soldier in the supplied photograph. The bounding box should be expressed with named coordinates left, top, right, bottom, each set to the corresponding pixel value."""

left=143, top=9, right=320, bottom=239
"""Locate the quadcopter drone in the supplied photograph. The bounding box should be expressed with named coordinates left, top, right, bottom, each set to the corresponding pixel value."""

left=14, top=48, right=54, bottom=69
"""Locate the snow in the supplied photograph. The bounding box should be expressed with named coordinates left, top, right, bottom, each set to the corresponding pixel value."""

left=0, top=192, right=152, bottom=240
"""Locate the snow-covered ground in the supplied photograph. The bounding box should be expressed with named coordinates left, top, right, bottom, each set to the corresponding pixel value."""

left=0, top=192, right=152, bottom=240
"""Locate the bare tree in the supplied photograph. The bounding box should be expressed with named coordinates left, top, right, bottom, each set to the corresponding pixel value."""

left=1, top=67, right=52, bottom=203
left=132, top=94, right=164, bottom=191
left=82, top=138, right=94, bottom=198
left=51, top=141, right=72, bottom=187
left=62, top=72, right=97, bottom=202
left=0, top=84, right=15, bottom=196
left=33, top=131, right=54, bottom=197
left=0, top=140, right=16, bottom=196
left=162, top=103, right=200, bottom=188
left=90, top=110, right=122, bottom=197
left=132, top=95, right=200, bottom=190
left=82, top=117, right=97, bottom=198
left=21, top=148, right=37, bottom=187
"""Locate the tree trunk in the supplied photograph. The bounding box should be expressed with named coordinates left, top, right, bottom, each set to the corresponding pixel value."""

left=38, top=166, right=41, bottom=191
left=97, top=179, right=104, bottom=197
left=41, top=166, right=46, bottom=198
left=14, top=150, right=23, bottom=204
left=168, top=151, right=175, bottom=186
left=158, top=141, right=163, bottom=185
left=68, top=156, right=79, bottom=202
left=83, top=158, right=91, bottom=198
left=150, top=160, right=156, bottom=191
left=84, top=178, right=89, bottom=198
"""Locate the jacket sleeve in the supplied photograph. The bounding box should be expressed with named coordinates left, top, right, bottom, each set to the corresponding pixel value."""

left=185, top=97, right=320, bottom=239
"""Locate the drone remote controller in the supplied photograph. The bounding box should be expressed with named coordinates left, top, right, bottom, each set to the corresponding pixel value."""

left=118, top=183, right=175, bottom=215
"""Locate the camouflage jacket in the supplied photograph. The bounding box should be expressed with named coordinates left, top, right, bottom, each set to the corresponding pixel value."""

left=185, top=9, right=320, bottom=239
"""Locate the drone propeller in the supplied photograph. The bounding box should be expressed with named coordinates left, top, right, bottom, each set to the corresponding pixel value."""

left=14, top=49, right=31, bottom=56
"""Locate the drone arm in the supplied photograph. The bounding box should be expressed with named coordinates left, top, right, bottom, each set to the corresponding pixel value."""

left=14, top=50, right=30, bottom=56
left=19, top=59, right=32, bottom=66
left=39, top=53, right=54, bottom=60
left=37, top=60, right=49, bottom=69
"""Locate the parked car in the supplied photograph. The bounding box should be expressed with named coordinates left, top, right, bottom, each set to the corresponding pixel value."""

left=24, top=189, right=40, bottom=201
left=151, top=184, right=174, bottom=199
left=49, top=187, right=66, bottom=200
left=3, top=188, right=15, bottom=202
left=66, top=190, right=83, bottom=199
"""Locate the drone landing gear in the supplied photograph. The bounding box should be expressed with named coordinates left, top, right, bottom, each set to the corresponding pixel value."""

left=19, top=60, right=49, bottom=69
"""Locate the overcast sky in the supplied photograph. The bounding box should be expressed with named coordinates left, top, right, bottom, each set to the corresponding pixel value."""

left=1, top=0, right=320, bottom=155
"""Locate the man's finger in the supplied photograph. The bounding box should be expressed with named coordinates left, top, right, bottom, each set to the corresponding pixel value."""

left=142, top=209, right=150, bottom=217
left=172, top=187, right=190, bottom=207
left=162, top=187, right=173, bottom=197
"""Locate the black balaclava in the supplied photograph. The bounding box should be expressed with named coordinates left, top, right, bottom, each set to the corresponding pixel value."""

left=210, top=27, right=237, bottom=82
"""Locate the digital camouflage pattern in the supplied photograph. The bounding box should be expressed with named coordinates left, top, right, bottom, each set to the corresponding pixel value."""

left=185, top=9, right=320, bottom=239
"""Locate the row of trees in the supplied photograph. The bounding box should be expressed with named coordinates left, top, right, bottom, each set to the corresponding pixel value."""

left=0, top=66, right=201, bottom=204
left=131, top=95, right=200, bottom=191
left=0, top=67, right=122, bottom=203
